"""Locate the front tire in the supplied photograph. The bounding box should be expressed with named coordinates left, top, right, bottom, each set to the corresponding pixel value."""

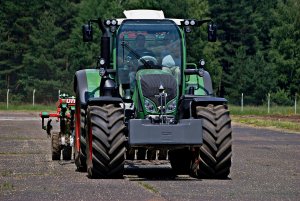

left=190, top=104, right=232, bottom=179
left=86, top=104, right=126, bottom=178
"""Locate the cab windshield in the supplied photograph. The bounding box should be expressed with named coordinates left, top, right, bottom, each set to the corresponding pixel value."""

left=117, top=19, right=182, bottom=85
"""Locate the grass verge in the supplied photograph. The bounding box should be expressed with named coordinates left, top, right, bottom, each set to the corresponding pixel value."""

left=229, top=105, right=300, bottom=132
left=0, top=103, right=54, bottom=111
left=232, top=115, right=300, bottom=133
left=229, top=105, right=298, bottom=116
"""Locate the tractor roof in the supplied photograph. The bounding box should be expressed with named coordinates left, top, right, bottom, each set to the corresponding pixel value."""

left=124, top=10, right=165, bottom=19
left=116, top=10, right=183, bottom=25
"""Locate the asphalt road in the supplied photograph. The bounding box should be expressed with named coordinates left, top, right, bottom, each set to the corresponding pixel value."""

left=0, top=112, right=299, bottom=201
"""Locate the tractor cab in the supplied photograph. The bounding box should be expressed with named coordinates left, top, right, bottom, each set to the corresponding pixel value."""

left=116, top=19, right=183, bottom=90
left=116, top=19, right=183, bottom=120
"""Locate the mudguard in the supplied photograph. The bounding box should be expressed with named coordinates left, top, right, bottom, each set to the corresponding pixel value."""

left=73, top=69, right=101, bottom=106
left=202, top=71, right=213, bottom=95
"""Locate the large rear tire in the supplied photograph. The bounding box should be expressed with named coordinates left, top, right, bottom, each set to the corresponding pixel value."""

left=190, top=104, right=232, bottom=179
left=51, top=132, right=60, bottom=160
left=86, top=104, right=126, bottom=178
left=74, top=90, right=87, bottom=171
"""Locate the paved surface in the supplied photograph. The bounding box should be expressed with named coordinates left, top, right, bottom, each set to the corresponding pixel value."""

left=0, top=112, right=299, bottom=201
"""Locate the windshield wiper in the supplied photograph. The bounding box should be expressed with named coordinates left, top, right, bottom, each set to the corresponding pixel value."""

left=121, top=41, right=152, bottom=69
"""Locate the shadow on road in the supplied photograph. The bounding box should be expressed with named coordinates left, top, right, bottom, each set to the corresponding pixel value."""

left=124, top=160, right=197, bottom=181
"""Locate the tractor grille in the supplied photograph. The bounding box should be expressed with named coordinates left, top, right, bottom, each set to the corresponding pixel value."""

left=140, top=74, right=177, bottom=106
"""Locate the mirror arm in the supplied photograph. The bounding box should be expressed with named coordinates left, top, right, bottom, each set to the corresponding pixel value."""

left=90, top=18, right=109, bottom=36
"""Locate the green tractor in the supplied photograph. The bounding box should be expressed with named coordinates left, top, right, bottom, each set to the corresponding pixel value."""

left=74, top=10, right=232, bottom=179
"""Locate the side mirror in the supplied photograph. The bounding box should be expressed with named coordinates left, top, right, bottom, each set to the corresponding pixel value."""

left=82, top=24, right=93, bottom=42
left=208, top=23, right=217, bottom=42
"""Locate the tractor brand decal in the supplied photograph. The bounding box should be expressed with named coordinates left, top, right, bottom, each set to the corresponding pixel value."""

left=66, top=99, right=76, bottom=104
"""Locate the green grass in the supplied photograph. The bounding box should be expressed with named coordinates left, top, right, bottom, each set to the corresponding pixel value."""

left=1, top=170, right=13, bottom=177
left=230, top=105, right=300, bottom=132
left=0, top=181, right=14, bottom=191
left=138, top=181, right=159, bottom=194
left=229, top=104, right=297, bottom=116
left=0, top=103, right=55, bottom=111
left=232, top=116, right=300, bottom=132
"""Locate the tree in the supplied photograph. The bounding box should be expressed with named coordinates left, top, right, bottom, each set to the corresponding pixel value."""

left=1, top=0, right=298, bottom=105
left=21, top=0, right=78, bottom=102
left=68, top=0, right=123, bottom=75
left=185, top=0, right=222, bottom=94
left=268, top=0, right=300, bottom=103
left=0, top=0, right=41, bottom=100
left=208, top=0, right=282, bottom=104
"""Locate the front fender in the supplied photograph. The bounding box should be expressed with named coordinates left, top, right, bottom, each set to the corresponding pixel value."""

left=178, top=95, right=228, bottom=119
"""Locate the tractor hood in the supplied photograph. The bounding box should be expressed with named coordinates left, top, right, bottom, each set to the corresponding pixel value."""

left=135, top=69, right=179, bottom=117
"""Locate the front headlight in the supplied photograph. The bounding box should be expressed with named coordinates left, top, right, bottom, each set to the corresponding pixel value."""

left=144, top=98, right=157, bottom=113
left=166, top=99, right=177, bottom=113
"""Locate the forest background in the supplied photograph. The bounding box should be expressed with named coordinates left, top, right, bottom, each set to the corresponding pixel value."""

left=0, top=0, right=299, bottom=106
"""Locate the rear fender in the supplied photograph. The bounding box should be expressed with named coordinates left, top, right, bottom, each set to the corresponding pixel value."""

left=185, top=70, right=213, bottom=96
left=73, top=69, right=101, bottom=107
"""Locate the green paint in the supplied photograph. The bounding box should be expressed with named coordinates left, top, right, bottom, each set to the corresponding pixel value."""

left=41, top=112, right=49, bottom=116
left=185, top=74, right=205, bottom=95
left=86, top=69, right=101, bottom=97
left=195, top=77, right=205, bottom=95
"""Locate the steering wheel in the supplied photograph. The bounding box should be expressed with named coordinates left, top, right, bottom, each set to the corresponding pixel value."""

left=138, top=55, right=158, bottom=66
